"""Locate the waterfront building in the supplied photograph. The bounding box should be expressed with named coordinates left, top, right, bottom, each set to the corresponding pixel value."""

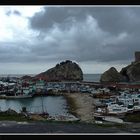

left=35, top=79, right=46, bottom=93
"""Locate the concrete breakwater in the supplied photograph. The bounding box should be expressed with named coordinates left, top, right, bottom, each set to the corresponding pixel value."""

left=65, top=93, right=95, bottom=123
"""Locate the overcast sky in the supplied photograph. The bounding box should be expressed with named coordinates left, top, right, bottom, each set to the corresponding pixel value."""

left=0, top=6, right=139, bottom=74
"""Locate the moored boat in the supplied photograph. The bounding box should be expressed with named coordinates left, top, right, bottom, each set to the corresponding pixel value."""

left=93, top=113, right=124, bottom=123
left=0, top=94, right=33, bottom=99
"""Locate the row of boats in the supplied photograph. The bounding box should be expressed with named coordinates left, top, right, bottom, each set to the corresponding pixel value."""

left=0, top=80, right=46, bottom=99
left=93, top=91, right=140, bottom=123
left=0, top=78, right=111, bottom=99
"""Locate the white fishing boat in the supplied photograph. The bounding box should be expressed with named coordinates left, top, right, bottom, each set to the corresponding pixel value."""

left=106, top=103, right=128, bottom=115
left=93, top=113, right=124, bottom=123
left=102, top=116, right=124, bottom=124
left=0, top=94, right=33, bottom=99
left=0, top=86, right=34, bottom=99
left=133, top=105, right=140, bottom=111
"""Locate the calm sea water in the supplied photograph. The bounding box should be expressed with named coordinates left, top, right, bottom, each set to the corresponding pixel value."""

left=0, top=74, right=101, bottom=82
left=0, top=96, right=69, bottom=116
left=83, top=74, right=101, bottom=82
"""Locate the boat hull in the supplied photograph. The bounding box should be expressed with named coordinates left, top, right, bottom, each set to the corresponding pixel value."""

left=93, top=113, right=124, bottom=123
left=0, top=95, right=33, bottom=99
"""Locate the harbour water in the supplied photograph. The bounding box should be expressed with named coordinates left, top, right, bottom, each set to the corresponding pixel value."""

left=0, top=96, right=69, bottom=117
left=0, top=74, right=101, bottom=116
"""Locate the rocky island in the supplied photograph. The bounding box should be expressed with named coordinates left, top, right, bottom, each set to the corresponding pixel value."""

left=35, top=60, right=83, bottom=81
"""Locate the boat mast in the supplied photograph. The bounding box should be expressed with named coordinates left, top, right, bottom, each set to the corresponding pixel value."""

left=40, top=78, right=45, bottom=114
left=41, top=95, right=45, bottom=114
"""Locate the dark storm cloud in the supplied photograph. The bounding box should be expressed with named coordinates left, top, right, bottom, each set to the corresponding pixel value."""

left=28, top=7, right=140, bottom=64
left=30, top=7, right=87, bottom=31
left=30, top=7, right=140, bottom=35
left=2, top=7, right=140, bottom=65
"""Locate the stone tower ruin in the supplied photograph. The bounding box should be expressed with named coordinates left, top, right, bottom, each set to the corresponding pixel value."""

left=135, top=51, right=140, bottom=62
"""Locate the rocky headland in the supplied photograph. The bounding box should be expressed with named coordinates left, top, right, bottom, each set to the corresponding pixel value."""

left=120, top=61, right=140, bottom=82
left=100, top=52, right=140, bottom=82
left=100, top=67, right=125, bottom=83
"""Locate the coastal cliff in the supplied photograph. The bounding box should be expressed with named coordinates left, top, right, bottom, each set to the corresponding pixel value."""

left=100, top=52, right=140, bottom=82
left=120, top=61, right=140, bottom=82
left=100, top=67, right=125, bottom=83
left=36, top=60, right=83, bottom=81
